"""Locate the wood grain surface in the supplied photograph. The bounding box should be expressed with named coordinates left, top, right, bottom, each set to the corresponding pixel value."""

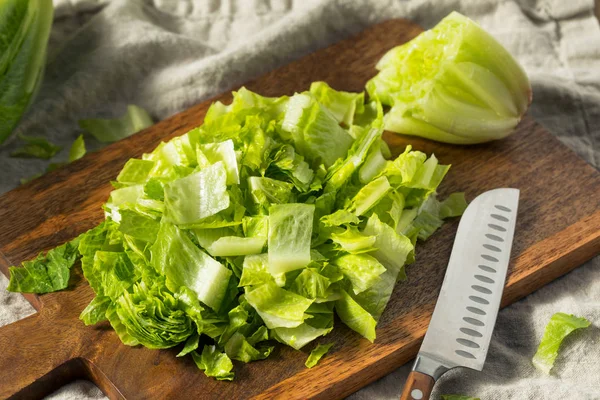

left=1, top=18, right=600, bottom=400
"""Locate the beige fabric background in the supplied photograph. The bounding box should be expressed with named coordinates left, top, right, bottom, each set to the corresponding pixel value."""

left=1, top=0, right=599, bottom=398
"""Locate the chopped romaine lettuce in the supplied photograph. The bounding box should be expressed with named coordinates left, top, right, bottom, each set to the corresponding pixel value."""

left=10, top=133, right=62, bottom=159
left=7, top=237, right=80, bottom=293
left=69, top=134, right=86, bottom=162
left=79, top=104, right=153, bottom=143
left=245, top=281, right=313, bottom=329
left=6, top=73, right=465, bottom=380
left=533, top=312, right=590, bottom=374
left=305, top=342, right=334, bottom=368
left=268, top=203, right=314, bottom=275
left=192, top=345, right=235, bottom=381
left=164, top=162, right=230, bottom=225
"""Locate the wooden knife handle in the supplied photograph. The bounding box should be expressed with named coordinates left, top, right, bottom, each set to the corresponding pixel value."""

left=400, top=371, right=435, bottom=400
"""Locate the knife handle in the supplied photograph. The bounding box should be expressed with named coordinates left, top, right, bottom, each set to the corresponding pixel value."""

left=399, top=371, right=435, bottom=400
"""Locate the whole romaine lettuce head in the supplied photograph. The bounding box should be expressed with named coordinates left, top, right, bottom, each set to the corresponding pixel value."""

left=0, top=0, right=53, bottom=144
left=366, top=11, right=531, bottom=144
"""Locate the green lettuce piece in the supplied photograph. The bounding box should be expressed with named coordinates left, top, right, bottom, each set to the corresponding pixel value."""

left=367, top=189, right=405, bottom=230
left=320, top=209, right=360, bottom=227
left=272, top=304, right=334, bottom=350
left=69, top=134, right=86, bottom=162
left=441, top=396, right=480, bottom=400
left=282, top=93, right=354, bottom=168
left=324, top=110, right=384, bottom=193
left=238, top=254, right=273, bottom=287
left=164, top=162, right=230, bottom=225
left=243, top=215, right=269, bottom=238
left=150, top=222, right=232, bottom=311
left=177, top=331, right=200, bottom=357
left=10, top=133, right=62, bottom=159
left=118, top=209, right=160, bottom=243
left=305, top=343, right=334, bottom=368
left=0, top=0, right=53, bottom=144
left=266, top=144, right=314, bottom=192
left=347, top=176, right=391, bottom=216
left=7, top=238, right=80, bottom=293
left=200, top=139, right=240, bottom=185
left=330, top=227, right=377, bottom=254
left=205, top=236, right=266, bottom=257
left=117, top=159, right=155, bottom=185
left=366, top=12, right=531, bottom=144
left=335, top=288, right=376, bottom=342
left=192, top=345, right=235, bottom=381
left=334, top=254, right=386, bottom=295
left=273, top=323, right=332, bottom=351
left=440, top=192, right=468, bottom=218
left=224, top=331, right=273, bottom=363
left=245, top=281, right=313, bottom=329
left=79, top=295, right=111, bottom=325
left=249, top=176, right=294, bottom=208
left=289, top=268, right=331, bottom=300
left=532, top=312, right=590, bottom=374
left=79, top=104, right=153, bottom=143
left=268, top=203, right=314, bottom=275
left=363, top=213, right=413, bottom=281
left=92, top=251, right=137, bottom=301
left=358, top=140, right=387, bottom=183
left=309, top=81, right=364, bottom=126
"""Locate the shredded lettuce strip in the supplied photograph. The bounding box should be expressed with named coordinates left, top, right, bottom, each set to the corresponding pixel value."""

left=7, top=83, right=466, bottom=380
left=532, top=312, right=590, bottom=374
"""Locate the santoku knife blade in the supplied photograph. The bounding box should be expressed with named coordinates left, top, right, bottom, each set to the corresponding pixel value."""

left=400, top=188, right=519, bottom=400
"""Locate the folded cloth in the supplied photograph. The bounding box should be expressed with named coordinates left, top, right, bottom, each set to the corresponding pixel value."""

left=1, top=0, right=598, bottom=398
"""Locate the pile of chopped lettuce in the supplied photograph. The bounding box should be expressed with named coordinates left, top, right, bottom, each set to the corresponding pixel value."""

left=8, top=82, right=466, bottom=379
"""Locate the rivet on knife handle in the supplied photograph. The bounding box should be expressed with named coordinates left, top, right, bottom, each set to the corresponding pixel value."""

left=399, top=371, right=434, bottom=400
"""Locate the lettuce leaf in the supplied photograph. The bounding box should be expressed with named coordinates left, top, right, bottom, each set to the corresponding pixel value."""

left=192, top=345, right=235, bottom=381
left=10, top=133, right=62, bottom=159
left=245, top=281, right=313, bottom=329
left=268, top=203, right=314, bottom=275
left=69, top=134, right=86, bottom=162
left=7, top=237, right=80, bottom=293
left=305, top=342, right=334, bottom=368
left=282, top=93, right=354, bottom=168
left=0, top=0, right=53, bottom=144
left=150, top=222, right=232, bottom=311
left=309, top=81, right=364, bottom=126
left=79, top=104, right=153, bottom=143
left=164, top=162, right=230, bottom=225
left=532, top=312, right=590, bottom=374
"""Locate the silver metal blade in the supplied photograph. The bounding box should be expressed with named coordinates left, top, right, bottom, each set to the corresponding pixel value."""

left=416, top=188, right=519, bottom=377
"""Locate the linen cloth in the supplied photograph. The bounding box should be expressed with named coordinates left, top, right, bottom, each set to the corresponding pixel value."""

left=1, top=0, right=599, bottom=398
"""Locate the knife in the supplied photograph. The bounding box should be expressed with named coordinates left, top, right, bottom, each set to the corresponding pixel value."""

left=400, top=188, right=519, bottom=400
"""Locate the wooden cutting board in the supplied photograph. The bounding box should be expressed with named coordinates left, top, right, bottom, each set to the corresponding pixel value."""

left=1, top=18, right=599, bottom=400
